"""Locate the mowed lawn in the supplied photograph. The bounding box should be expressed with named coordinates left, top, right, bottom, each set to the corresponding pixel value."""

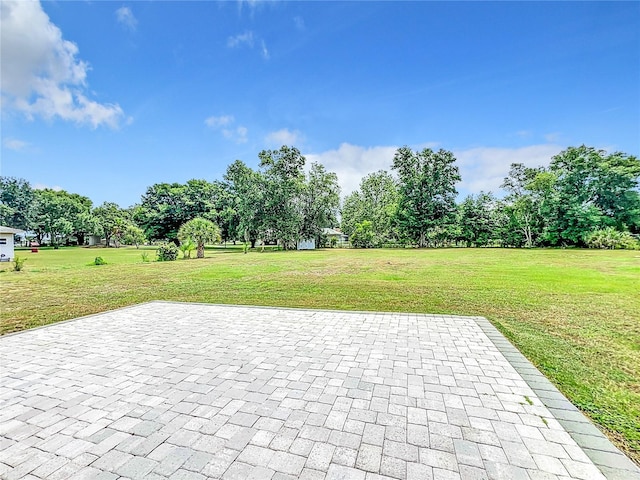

left=2, top=246, right=639, bottom=463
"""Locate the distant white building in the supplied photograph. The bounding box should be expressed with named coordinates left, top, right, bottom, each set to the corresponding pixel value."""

left=297, top=238, right=316, bottom=250
left=0, top=226, right=25, bottom=262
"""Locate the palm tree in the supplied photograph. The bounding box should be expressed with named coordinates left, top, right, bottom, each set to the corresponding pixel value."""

left=178, top=217, right=221, bottom=258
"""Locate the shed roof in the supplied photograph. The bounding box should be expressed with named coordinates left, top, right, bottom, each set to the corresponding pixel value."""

left=0, top=226, right=25, bottom=234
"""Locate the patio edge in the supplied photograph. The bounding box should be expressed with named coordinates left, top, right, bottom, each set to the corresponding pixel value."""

left=472, top=315, right=640, bottom=480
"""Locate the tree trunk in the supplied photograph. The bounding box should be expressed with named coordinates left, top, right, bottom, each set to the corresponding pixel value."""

left=419, top=231, right=426, bottom=248
left=197, top=243, right=205, bottom=258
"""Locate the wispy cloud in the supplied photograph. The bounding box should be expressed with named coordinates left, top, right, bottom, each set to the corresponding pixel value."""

left=3, top=138, right=29, bottom=151
left=227, top=30, right=269, bottom=59
left=293, top=16, right=305, bottom=31
left=544, top=132, right=562, bottom=143
left=115, top=6, right=137, bottom=31
left=515, top=130, right=532, bottom=138
left=205, top=115, right=235, bottom=128
left=0, top=0, right=125, bottom=128
left=265, top=128, right=303, bottom=146
left=227, top=31, right=254, bottom=48
left=205, top=115, right=247, bottom=143
left=260, top=40, right=270, bottom=60
left=223, top=126, right=248, bottom=144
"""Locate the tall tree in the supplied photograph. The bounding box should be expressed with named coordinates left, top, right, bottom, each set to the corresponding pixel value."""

left=392, top=147, right=461, bottom=247
left=341, top=171, right=398, bottom=246
left=93, top=202, right=130, bottom=247
left=31, top=189, right=91, bottom=246
left=500, top=163, right=546, bottom=247
left=224, top=160, right=264, bottom=247
left=258, top=146, right=306, bottom=249
left=458, top=192, right=499, bottom=247
left=137, top=180, right=226, bottom=242
left=300, top=163, right=340, bottom=246
left=0, top=177, right=35, bottom=230
left=545, top=146, right=640, bottom=243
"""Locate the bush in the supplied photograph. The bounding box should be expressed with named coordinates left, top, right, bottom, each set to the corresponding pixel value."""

left=13, top=256, right=26, bottom=272
left=141, top=252, right=150, bottom=263
left=156, top=242, right=179, bottom=261
left=584, top=228, right=640, bottom=250
left=179, top=239, right=196, bottom=259
left=93, top=256, right=107, bottom=265
left=350, top=221, right=376, bottom=248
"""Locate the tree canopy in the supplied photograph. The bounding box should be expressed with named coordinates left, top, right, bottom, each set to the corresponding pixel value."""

left=2, top=143, right=637, bottom=250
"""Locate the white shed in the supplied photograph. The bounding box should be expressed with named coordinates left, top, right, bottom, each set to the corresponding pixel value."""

left=297, top=238, right=316, bottom=250
left=0, top=226, right=25, bottom=262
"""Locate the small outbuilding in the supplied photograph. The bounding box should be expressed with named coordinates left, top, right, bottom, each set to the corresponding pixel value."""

left=297, top=238, right=316, bottom=250
left=0, top=226, right=25, bottom=262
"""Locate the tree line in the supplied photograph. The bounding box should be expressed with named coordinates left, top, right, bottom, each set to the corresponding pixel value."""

left=1, top=144, right=638, bottom=250
left=344, top=145, right=639, bottom=248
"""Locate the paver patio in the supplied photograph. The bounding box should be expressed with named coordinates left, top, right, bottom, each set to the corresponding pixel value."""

left=1, top=302, right=638, bottom=480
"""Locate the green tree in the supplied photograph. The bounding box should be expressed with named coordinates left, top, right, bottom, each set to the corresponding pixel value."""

left=545, top=146, right=640, bottom=244
left=258, top=146, right=306, bottom=249
left=458, top=192, right=498, bottom=247
left=123, top=224, right=147, bottom=248
left=224, top=160, right=264, bottom=247
left=300, top=163, right=340, bottom=246
left=0, top=177, right=35, bottom=230
left=500, top=163, right=548, bottom=247
left=341, top=171, right=398, bottom=246
left=392, top=147, right=461, bottom=247
left=350, top=220, right=375, bottom=248
left=137, top=180, right=227, bottom=242
left=178, top=217, right=221, bottom=258
left=31, top=189, right=90, bottom=247
left=93, top=202, right=130, bottom=248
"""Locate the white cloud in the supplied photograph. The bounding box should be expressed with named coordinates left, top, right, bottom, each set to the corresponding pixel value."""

left=260, top=40, right=270, bottom=60
left=454, top=144, right=564, bottom=195
left=265, top=128, right=303, bottom=146
left=205, top=115, right=247, bottom=143
left=205, top=115, right=235, bottom=128
left=227, top=31, right=254, bottom=48
left=0, top=0, right=125, bottom=128
left=305, top=143, right=400, bottom=197
left=33, top=183, right=62, bottom=191
left=305, top=142, right=564, bottom=199
left=227, top=30, right=269, bottom=59
left=3, top=138, right=29, bottom=151
left=223, top=126, right=248, bottom=144
left=115, top=6, right=137, bottom=31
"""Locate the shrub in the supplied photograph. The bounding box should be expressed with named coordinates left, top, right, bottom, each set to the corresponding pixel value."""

left=156, top=242, right=179, bottom=261
left=179, top=239, right=196, bottom=259
left=584, top=228, right=640, bottom=250
left=141, top=252, right=150, bottom=262
left=13, top=256, right=26, bottom=272
left=93, top=256, right=107, bottom=265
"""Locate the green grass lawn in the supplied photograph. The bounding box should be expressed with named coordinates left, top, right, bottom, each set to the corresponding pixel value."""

left=2, top=246, right=639, bottom=463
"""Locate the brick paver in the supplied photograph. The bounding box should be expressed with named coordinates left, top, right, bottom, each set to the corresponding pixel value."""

left=1, top=302, right=638, bottom=479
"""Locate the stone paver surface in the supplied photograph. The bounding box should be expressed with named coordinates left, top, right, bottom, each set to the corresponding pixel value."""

left=0, top=302, right=637, bottom=479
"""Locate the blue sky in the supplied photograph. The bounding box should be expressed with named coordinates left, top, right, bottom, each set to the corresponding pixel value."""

left=1, top=1, right=639, bottom=208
